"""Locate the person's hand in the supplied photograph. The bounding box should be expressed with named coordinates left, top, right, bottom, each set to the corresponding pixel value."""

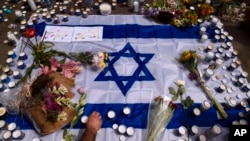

left=86, top=111, right=102, bottom=135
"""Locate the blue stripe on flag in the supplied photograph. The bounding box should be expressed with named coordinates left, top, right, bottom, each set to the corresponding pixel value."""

left=8, top=103, right=249, bottom=130
left=35, top=22, right=215, bottom=39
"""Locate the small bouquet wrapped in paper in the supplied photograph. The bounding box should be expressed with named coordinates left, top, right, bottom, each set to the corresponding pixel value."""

left=146, top=96, right=178, bottom=141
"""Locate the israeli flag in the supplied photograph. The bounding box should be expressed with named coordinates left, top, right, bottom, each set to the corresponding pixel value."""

left=11, top=15, right=247, bottom=141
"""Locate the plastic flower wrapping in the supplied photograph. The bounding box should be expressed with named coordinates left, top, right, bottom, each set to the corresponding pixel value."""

left=15, top=27, right=106, bottom=136
left=146, top=96, right=178, bottom=141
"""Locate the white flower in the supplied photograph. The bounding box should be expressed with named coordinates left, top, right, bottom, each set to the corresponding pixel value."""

left=175, top=80, right=185, bottom=86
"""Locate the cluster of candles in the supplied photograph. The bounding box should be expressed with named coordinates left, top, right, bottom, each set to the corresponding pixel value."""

left=81, top=106, right=134, bottom=141
left=175, top=124, right=223, bottom=141
left=0, top=50, right=27, bottom=92
left=0, top=121, right=25, bottom=140
left=197, top=16, right=250, bottom=126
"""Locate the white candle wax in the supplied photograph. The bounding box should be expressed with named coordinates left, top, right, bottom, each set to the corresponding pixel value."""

left=99, top=3, right=111, bottom=16
left=133, top=1, right=139, bottom=13
left=27, top=0, right=37, bottom=11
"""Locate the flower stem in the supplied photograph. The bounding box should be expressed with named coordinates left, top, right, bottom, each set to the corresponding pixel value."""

left=180, top=95, right=190, bottom=141
left=200, top=82, right=228, bottom=119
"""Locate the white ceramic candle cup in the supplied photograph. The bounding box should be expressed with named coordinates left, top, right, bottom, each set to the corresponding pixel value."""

left=99, top=3, right=111, bottom=16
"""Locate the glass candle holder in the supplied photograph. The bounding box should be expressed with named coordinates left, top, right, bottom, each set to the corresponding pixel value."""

left=12, top=129, right=25, bottom=140
left=0, top=74, right=11, bottom=84
left=17, top=60, right=26, bottom=70
left=19, top=52, right=28, bottom=60
left=200, top=100, right=211, bottom=112
left=2, top=130, right=12, bottom=140
left=7, top=50, right=17, bottom=59
left=13, top=70, right=22, bottom=79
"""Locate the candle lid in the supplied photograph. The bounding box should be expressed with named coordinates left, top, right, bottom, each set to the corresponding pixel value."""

left=112, top=123, right=118, bottom=130
left=239, top=119, right=248, bottom=125
left=193, top=108, right=201, bottom=116
left=224, top=96, right=230, bottom=101
left=240, top=100, right=248, bottom=108
left=216, top=59, right=223, bottom=64
left=118, top=124, right=126, bottom=134
left=203, top=100, right=211, bottom=108
left=123, top=106, right=131, bottom=115
left=7, top=122, right=16, bottom=131
left=3, top=66, right=10, bottom=73
left=3, top=131, right=11, bottom=139
left=6, top=58, right=13, bottom=63
left=32, top=138, right=41, bottom=141
left=211, top=124, right=221, bottom=134
left=107, top=110, right=115, bottom=119
left=0, top=74, right=7, bottom=80
left=7, top=50, right=14, bottom=55
left=236, top=94, right=242, bottom=99
left=17, top=60, right=24, bottom=66
left=119, top=135, right=126, bottom=141
left=219, top=84, right=226, bottom=90
left=247, top=91, right=250, bottom=97
left=238, top=112, right=244, bottom=118
left=0, top=120, right=5, bottom=128
left=12, top=130, right=21, bottom=138
left=232, top=120, right=240, bottom=125
left=126, top=127, right=135, bottom=136
left=8, top=81, right=15, bottom=88
left=191, top=125, right=199, bottom=134
left=0, top=107, right=7, bottom=116
left=13, top=70, right=20, bottom=76
left=198, top=134, right=206, bottom=141
left=178, top=126, right=187, bottom=135
left=81, top=115, right=88, bottom=124
left=228, top=98, right=236, bottom=107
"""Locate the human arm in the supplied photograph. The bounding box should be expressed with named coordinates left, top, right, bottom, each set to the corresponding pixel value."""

left=79, top=111, right=102, bottom=141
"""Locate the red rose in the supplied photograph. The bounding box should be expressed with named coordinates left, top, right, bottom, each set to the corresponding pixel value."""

left=25, top=28, right=36, bottom=38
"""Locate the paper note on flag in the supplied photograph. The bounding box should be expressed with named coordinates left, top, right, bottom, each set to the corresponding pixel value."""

left=42, top=26, right=74, bottom=42
left=71, top=26, right=103, bottom=42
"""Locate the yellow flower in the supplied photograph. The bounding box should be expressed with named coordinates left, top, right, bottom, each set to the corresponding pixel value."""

left=180, top=51, right=192, bottom=62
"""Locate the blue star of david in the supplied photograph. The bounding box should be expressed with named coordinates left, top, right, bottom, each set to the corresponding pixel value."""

left=95, top=42, right=155, bottom=96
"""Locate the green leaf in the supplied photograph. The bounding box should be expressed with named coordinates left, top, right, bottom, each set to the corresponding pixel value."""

left=181, top=96, right=194, bottom=109
left=172, top=95, right=178, bottom=101
left=63, top=128, right=68, bottom=138
left=169, top=87, right=177, bottom=95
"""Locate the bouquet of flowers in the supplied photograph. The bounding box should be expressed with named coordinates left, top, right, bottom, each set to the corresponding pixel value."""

left=177, top=50, right=228, bottom=119
left=144, top=0, right=213, bottom=27
left=18, top=27, right=108, bottom=84
left=22, top=72, right=77, bottom=135
left=146, top=96, right=178, bottom=141
left=218, top=0, right=249, bottom=23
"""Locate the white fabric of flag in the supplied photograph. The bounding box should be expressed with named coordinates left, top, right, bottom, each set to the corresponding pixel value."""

left=13, top=15, right=248, bottom=141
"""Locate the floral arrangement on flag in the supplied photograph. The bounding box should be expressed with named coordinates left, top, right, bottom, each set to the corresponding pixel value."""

left=18, top=27, right=108, bottom=84
left=146, top=96, right=178, bottom=141
left=217, top=0, right=249, bottom=23
left=177, top=50, right=228, bottom=119
left=17, top=27, right=108, bottom=136
left=144, top=0, right=213, bottom=27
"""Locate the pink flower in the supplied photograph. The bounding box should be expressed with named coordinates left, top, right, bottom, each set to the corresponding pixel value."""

left=62, top=59, right=82, bottom=77
left=49, top=58, right=61, bottom=72
left=78, top=87, right=85, bottom=94
left=61, top=70, right=74, bottom=79
left=40, top=64, right=50, bottom=75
